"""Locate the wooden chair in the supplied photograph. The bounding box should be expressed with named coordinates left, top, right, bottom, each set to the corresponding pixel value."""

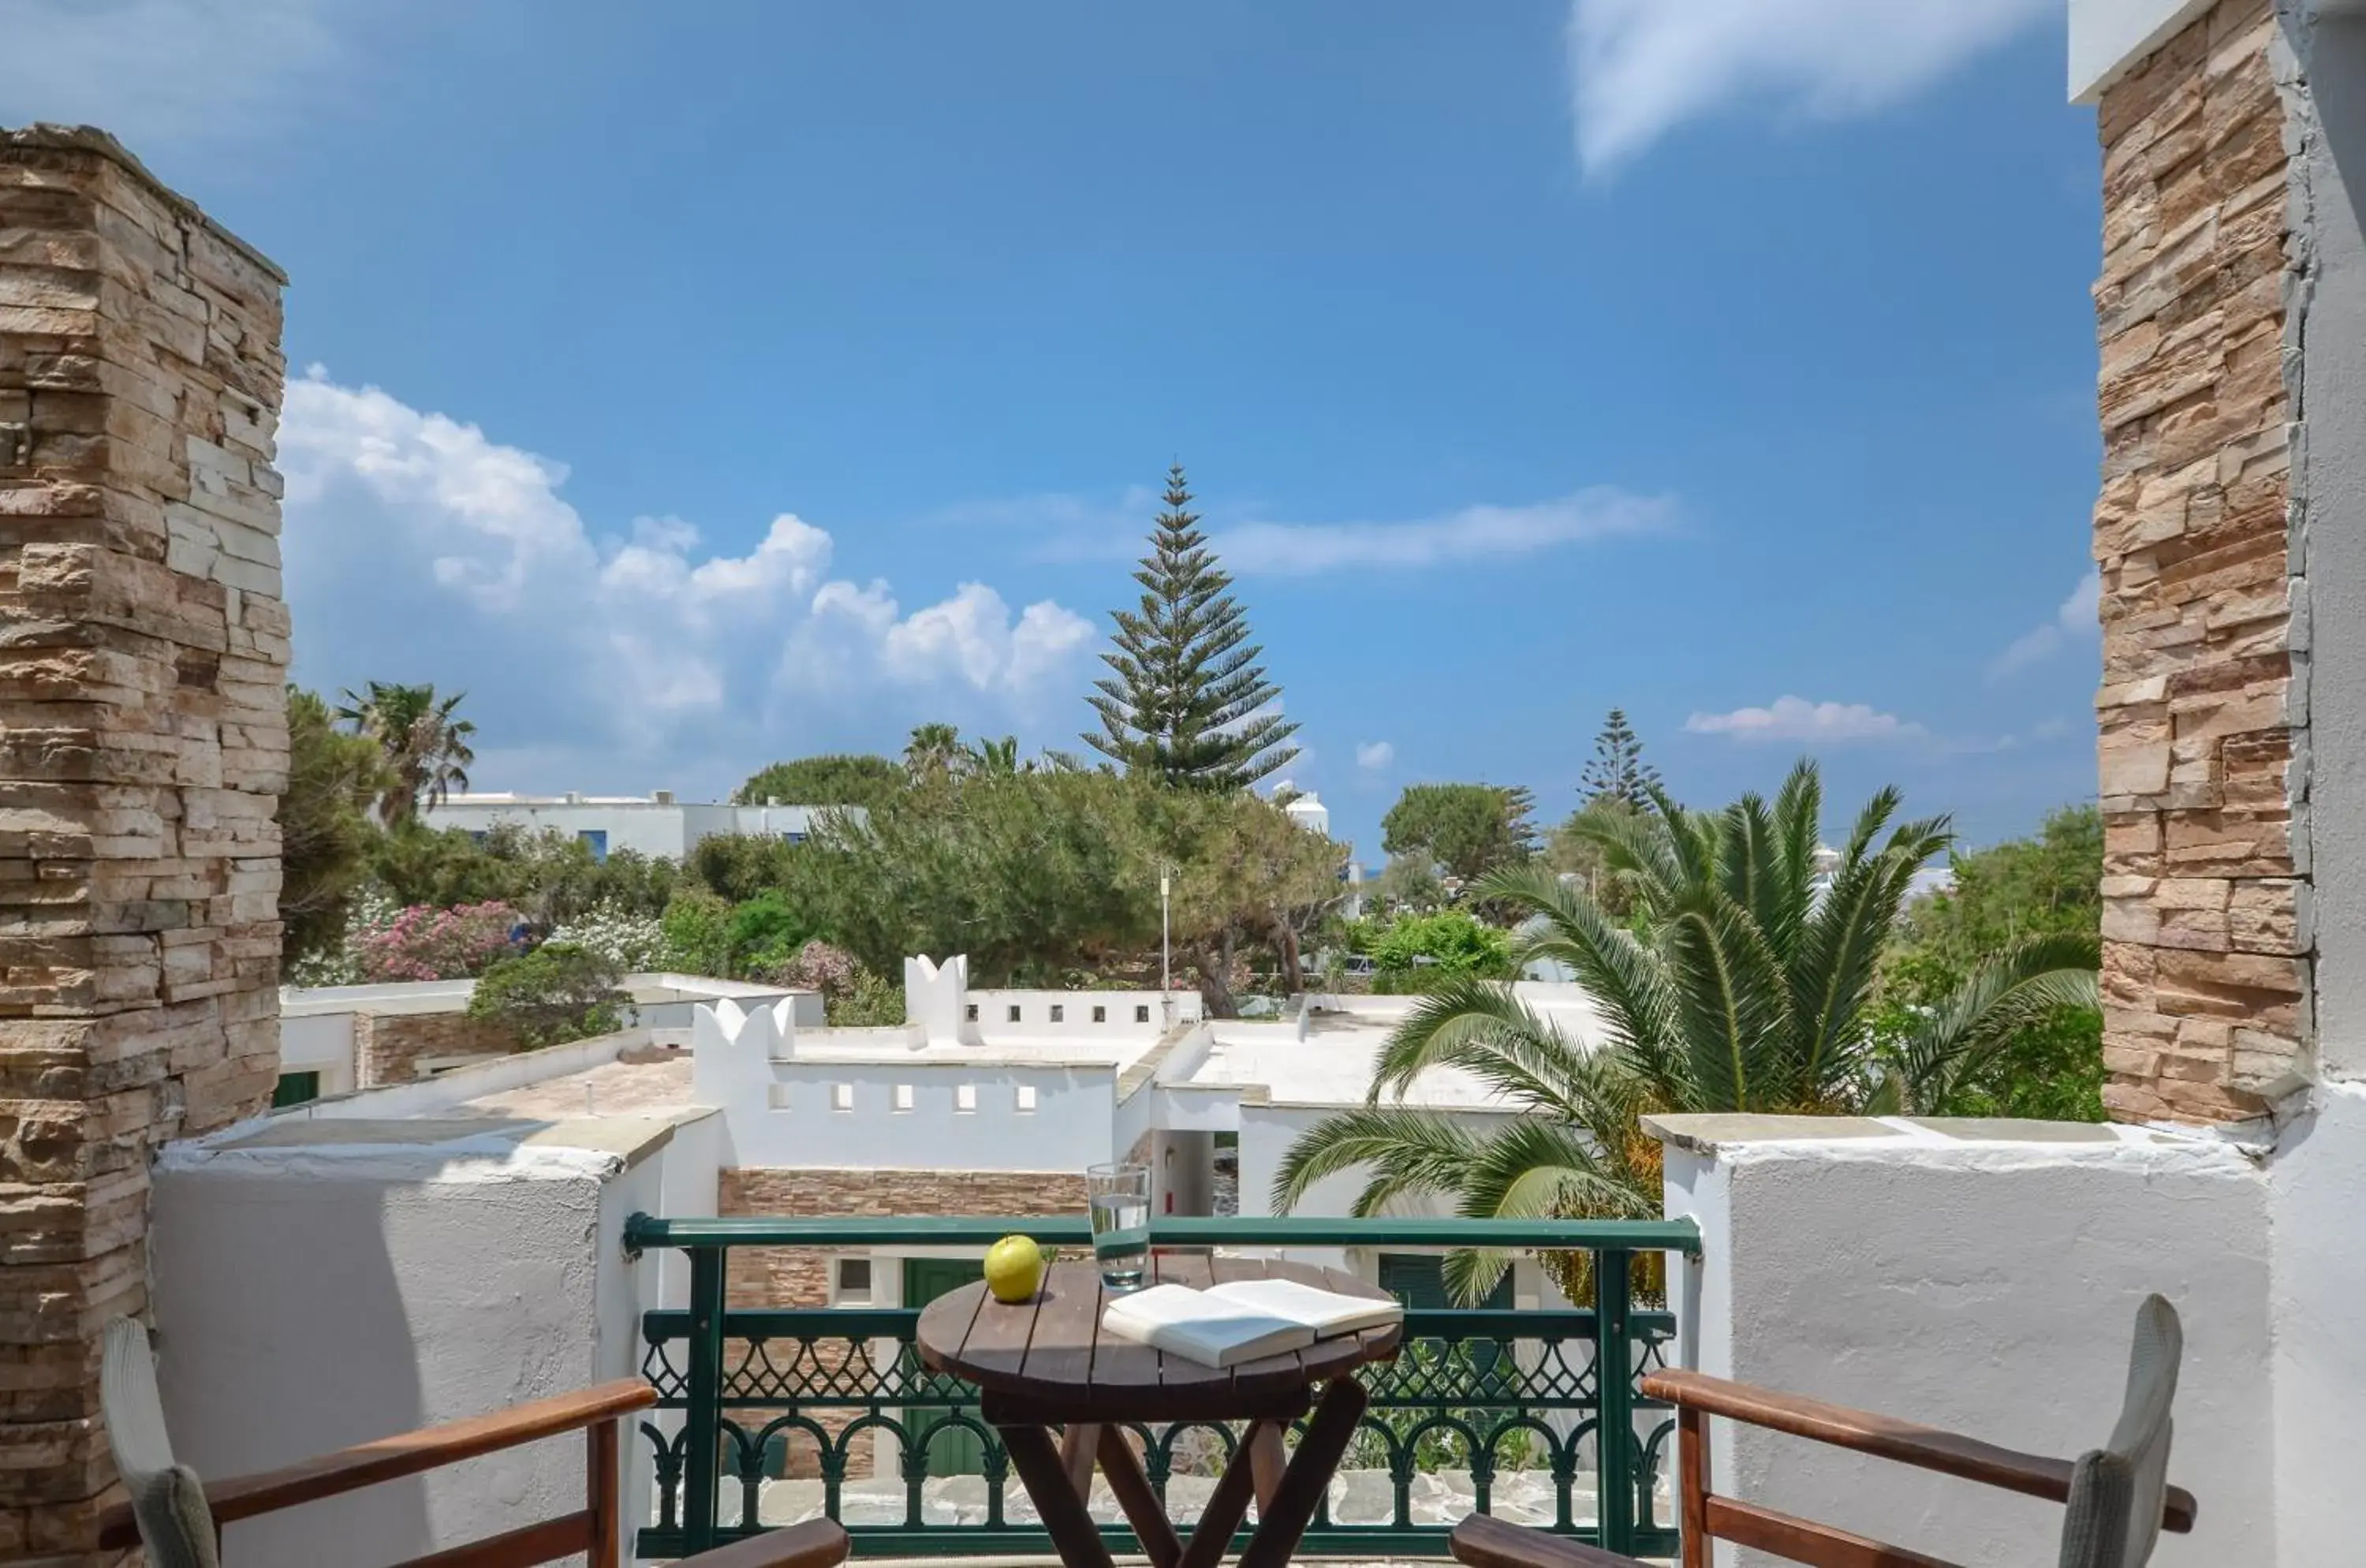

left=1451, top=1294, right=2195, bottom=1568
left=98, top=1318, right=848, bottom=1568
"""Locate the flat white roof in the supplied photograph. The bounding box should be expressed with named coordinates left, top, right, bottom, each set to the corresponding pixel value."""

left=1174, top=984, right=1611, bottom=1110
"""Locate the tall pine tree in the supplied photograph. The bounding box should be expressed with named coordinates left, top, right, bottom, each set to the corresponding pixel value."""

left=1084, top=465, right=1299, bottom=790
left=1579, top=707, right=1662, bottom=808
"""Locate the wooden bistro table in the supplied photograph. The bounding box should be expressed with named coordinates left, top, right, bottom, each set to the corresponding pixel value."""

left=914, top=1253, right=1401, bottom=1568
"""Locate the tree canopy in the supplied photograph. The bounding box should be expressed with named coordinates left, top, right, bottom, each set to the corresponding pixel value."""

left=1380, top=782, right=1538, bottom=885
left=1578, top=707, right=1661, bottom=810
left=779, top=764, right=1342, bottom=1013
left=733, top=754, right=905, bottom=810
left=1084, top=465, right=1299, bottom=790
left=281, top=687, right=388, bottom=958
left=335, top=681, right=476, bottom=827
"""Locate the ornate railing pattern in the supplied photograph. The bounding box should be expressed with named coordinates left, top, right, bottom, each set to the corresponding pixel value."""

left=624, top=1215, right=1699, bottom=1562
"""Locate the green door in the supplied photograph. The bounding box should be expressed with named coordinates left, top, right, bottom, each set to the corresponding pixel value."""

left=901, top=1258, right=988, bottom=1477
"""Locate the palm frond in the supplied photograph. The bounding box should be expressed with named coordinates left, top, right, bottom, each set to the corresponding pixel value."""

left=1661, top=885, right=1795, bottom=1109
left=1269, top=1106, right=1489, bottom=1215
left=1897, top=933, right=2102, bottom=1113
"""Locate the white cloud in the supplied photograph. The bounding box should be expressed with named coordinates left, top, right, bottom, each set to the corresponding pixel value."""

left=280, top=369, right=1092, bottom=788
left=0, top=0, right=353, bottom=148
left=1213, top=487, right=1674, bottom=577
left=1988, top=569, right=2102, bottom=679
left=1355, top=741, right=1396, bottom=771
left=1566, top=0, right=2051, bottom=174
left=1685, top=696, right=1926, bottom=744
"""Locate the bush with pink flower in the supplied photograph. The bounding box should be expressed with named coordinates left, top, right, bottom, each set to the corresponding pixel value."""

left=353, top=901, right=524, bottom=982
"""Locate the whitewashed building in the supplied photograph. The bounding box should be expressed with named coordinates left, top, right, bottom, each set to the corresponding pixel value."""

left=421, top=791, right=864, bottom=861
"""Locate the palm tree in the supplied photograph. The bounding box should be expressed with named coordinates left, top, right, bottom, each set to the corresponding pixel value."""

left=1274, top=761, right=2098, bottom=1301
left=335, top=681, right=478, bottom=827
left=904, top=722, right=963, bottom=783
left=962, top=735, right=1026, bottom=776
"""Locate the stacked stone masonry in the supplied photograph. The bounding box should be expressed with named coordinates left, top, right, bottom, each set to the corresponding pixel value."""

left=2092, top=0, right=2316, bottom=1126
left=718, top=1168, right=1087, bottom=1477
left=0, top=127, right=286, bottom=1560
left=353, top=1012, right=523, bottom=1088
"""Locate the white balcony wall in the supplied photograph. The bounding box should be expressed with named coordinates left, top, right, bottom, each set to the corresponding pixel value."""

left=146, top=1112, right=710, bottom=1568
left=1655, top=1118, right=2273, bottom=1568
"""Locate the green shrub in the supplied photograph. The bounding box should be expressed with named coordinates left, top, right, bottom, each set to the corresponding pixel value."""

left=659, top=889, right=733, bottom=977
left=1350, top=910, right=1514, bottom=991
left=467, top=943, right=629, bottom=1048
left=725, top=890, right=809, bottom=976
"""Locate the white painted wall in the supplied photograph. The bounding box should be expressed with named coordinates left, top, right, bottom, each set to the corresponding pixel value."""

left=2267, top=1081, right=2366, bottom=1565
left=1659, top=1125, right=2273, bottom=1568
left=2067, top=0, right=2216, bottom=101
left=278, top=1011, right=356, bottom=1097
left=423, top=796, right=861, bottom=858
left=149, top=1142, right=627, bottom=1568
left=748, top=1064, right=1118, bottom=1170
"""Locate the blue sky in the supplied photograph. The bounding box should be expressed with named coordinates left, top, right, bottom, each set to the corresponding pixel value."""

left=6, top=0, right=2098, bottom=858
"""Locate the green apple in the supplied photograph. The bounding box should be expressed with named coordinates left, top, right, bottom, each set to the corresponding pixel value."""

left=984, top=1234, right=1047, bottom=1303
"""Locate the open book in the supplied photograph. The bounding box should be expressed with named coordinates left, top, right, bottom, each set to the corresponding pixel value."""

left=1102, top=1278, right=1404, bottom=1369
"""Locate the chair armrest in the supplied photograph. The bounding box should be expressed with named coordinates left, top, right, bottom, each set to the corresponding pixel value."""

left=1640, top=1368, right=2196, bottom=1534
left=1450, top=1511, right=1652, bottom=1568
left=675, top=1519, right=852, bottom=1568
left=98, top=1379, right=655, bottom=1549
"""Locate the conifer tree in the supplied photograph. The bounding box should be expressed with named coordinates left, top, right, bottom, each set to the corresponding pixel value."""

left=1579, top=707, right=1662, bottom=808
left=1084, top=465, right=1299, bottom=790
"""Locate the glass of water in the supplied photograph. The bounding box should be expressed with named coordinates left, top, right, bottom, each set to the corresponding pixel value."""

left=1086, top=1160, right=1152, bottom=1291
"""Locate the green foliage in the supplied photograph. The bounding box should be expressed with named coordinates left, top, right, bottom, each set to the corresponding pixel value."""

left=368, top=823, right=677, bottom=924
left=1083, top=465, right=1299, bottom=790
left=1277, top=762, right=2099, bottom=1302
left=659, top=888, right=733, bottom=977
left=1349, top=910, right=1515, bottom=991
left=1577, top=707, right=1661, bottom=810
left=1872, top=805, right=2107, bottom=1121
left=733, top=754, right=905, bottom=811
left=726, top=890, right=812, bottom=975
left=281, top=687, right=389, bottom=963
left=335, top=681, right=476, bottom=827
left=1380, top=783, right=1538, bottom=885
left=466, top=943, right=629, bottom=1048
left=687, top=832, right=800, bottom=904
left=830, top=965, right=907, bottom=1025
left=779, top=767, right=1342, bottom=1014
left=1544, top=796, right=1644, bottom=917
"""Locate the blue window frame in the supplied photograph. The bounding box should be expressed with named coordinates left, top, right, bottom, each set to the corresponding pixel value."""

left=579, top=828, right=608, bottom=863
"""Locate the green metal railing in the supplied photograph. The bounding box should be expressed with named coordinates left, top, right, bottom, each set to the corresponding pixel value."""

left=625, top=1215, right=1699, bottom=1562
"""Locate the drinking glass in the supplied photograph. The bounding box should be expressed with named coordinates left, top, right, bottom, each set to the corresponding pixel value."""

left=1086, top=1161, right=1151, bottom=1291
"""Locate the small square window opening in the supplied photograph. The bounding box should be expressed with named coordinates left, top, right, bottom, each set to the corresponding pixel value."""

left=893, top=1084, right=914, bottom=1113
left=955, top=1084, right=978, bottom=1114
left=1134, top=1005, right=1151, bottom=1024
left=1015, top=1085, right=1038, bottom=1113
left=1050, top=1004, right=1065, bottom=1023
left=1007, top=1004, right=1022, bottom=1023
left=830, top=1083, right=854, bottom=1112
left=836, top=1257, right=872, bottom=1302
left=1092, top=1005, right=1107, bottom=1023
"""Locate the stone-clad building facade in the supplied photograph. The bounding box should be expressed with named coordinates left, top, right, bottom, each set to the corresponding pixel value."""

left=0, top=127, right=285, bottom=1561
left=2090, top=0, right=2316, bottom=1126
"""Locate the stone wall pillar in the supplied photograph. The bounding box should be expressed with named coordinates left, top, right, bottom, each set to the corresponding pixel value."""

left=2091, top=0, right=2316, bottom=1126
left=0, top=127, right=285, bottom=1561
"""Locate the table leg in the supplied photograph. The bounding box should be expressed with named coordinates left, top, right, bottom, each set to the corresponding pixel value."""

left=1061, top=1422, right=1103, bottom=1499
left=1176, top=1424, right=1263, bottom=1568
left=1235, top=1378, right=1369, bottom=1568
left=1247, top=1421, right=1287, bottom=1515
left=1000, top=1423, right=1117, bottom=1568
left=1097, top=1427, right=1182, bottom=1568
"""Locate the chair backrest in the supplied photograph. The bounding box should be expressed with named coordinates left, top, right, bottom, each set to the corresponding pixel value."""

left=99, top=1318, right=221, bottom=1568
left=2057, top=1294, right=2182, bottom=1568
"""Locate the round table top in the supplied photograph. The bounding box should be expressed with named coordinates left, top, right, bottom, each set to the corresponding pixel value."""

left=914, top=1253, right=1401, bottom=1424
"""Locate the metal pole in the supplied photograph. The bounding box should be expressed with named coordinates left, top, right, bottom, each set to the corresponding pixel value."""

left=1595, top=1248, right=1637, bottom=1557
left=1160, top=869, right=1171, bottom=995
